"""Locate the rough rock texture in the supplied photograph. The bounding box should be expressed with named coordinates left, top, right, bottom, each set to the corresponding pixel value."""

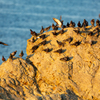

left=0, top=25, right=100, bottom=100
left=26, top=26, right=100, bottom=99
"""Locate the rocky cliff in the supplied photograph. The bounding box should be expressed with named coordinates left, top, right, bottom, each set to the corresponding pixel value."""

left=0, top=19, right=100, bottom=100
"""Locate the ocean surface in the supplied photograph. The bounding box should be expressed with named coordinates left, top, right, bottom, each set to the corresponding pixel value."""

left=0, top=0, right=100, bottom=65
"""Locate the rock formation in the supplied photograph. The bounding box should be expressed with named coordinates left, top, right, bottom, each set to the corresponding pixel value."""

left=0, top=18, right=100, bottom=100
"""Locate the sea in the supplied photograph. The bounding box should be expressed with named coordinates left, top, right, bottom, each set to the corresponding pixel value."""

left=0, top=0, right=100, bottom=65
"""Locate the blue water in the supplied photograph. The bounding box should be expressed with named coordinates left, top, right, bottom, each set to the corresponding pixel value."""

left=0, top=0, right=100, bottom=64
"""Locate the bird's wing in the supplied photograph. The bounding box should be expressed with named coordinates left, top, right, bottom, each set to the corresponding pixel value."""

left=53, top=18, right=62, bottom=27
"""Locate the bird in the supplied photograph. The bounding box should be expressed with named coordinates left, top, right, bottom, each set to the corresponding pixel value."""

left=2, top=56, right=6, bottom=62
left=9, top=54, right=13, bottom=59
left=52, top=23, right=58, bottom=30
left=73, top=29, right=81, bottom=35
left=53, top=18, right=62, bottom=28
left=40, top=26, right=44, bottom=34
left=77, top=21, right=81, bottom=27
left=66, top=22, right=69, bottom=27
left=82, top=19, right=88, bottom=26
left=52, top=31, right=58, bottom=36
left=70, top=41, right=81, bottom=47
left=58, top=28, right=64, bottom=34
left=96, top=19, right=100, bottom=27
left=43, top=48, right=52, bottom=53
left=19, top=50, right=24, bottom=58
left=60, top=56, right=70, bottom=61
left=31, top=45, right=39, bottom=53
left=63, top=37, right=73, bottom=44
left=69, top=21, right=75, bottom=27
left=30, top=29, right=37, bottom=37
left=90, top=19, right=95, bottom=27
left=44, top=26, right=51, bottom=32
left=87, top=32, right=94, bottom=36
left=39, top=40, right=46, bottom=45
left=0, top=41, right=8, bottom=46
left=29, top=37, right=35, bottom=43
left=84, top=40, right=95, bottom=46
left=39, top=34, right=46, bottom=39
left=54, top=48, right=63, bottom=54
left=10, top=50, right=17, bottom=56
left=56, top=40, right=64, bottom=47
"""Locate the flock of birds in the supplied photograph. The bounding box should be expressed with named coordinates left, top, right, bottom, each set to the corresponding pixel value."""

left=28, top=16, right=100, bottom=62
left=1, top=15, right=100, bottom=62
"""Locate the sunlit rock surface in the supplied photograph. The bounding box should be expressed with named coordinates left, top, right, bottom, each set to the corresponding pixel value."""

left=0, top=25, right=100, bottom=100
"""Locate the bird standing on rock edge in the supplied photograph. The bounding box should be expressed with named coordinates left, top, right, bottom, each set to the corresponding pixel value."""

left=19, top=50, right=24, bottom=58
left=2, top=56, right=6, bottom=62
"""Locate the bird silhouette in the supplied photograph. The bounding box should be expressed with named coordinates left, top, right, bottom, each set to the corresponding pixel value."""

left=39, top=34, right=46, bottom=39
left=60, top=56, right=70, bottom=61
left=56, top=40, right=64, bottom=47
left=31, top=45, right=39, bottom=53
left=70, top=41, right=81, bottom=47
left=63, top=37, right=73, bottom=43
left=44, top=26, right=51, bottom=32
left=2, top=56, right=6, bottom=62
left=54, top=48, right=63, bottom=54
left=19, top=50, right=24, bottom=58
left=39, top=40, right=46, bottom=45
left=0, top=41, right=8, bottom=46
left=43, top=48, right=52, bottom=53
left=30, top=29, right=37, bottom=37
left=40, top=26, right=44, bottom=34
left=77, top=21, right=81, bottom=27
left=91, top=19, right=95, bottom=27
left=10, top=50, right=17, bottom=56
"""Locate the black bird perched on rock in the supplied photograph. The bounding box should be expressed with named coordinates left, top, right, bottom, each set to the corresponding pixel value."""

left=40, top=26, right=44, bottom=34
left=39, top=34, right=46, bottom=39
left=44, top=26, right=51, bottom=32
left=58, top=28, right=64, bottom=34
left=52, top=23, right=58, bottom=30
left=54, top=48, right=63, bottom=54
left=77, top=21, right=81, bottom=27
left=70, top=41, right=81, bottom=47
left=31, top=45, right=39, bottom=53
left=52, top=31, right=58, bottom=36
left=73, top=29, right=81, bottom=35
left=19, top=50, right=24, bottom=58
left=96, top=19, right=100, bottom=27
left=63, top=37, right=73, bottom=44
left=91, top=19, right=95, bottom=27
left=39, top=40, right=46, bottom=45
left=87, top=32, right=94, bottom=36
left=29, top=37, right=35, bottom=43
left=82, top=19, right=88, bottom=26
left=56, top=40, right=64, bottom=47
left=66, top=22, right=69, bottom=27
left=0, top=41, right=8, bottom=46
left=43, top=48, right=52, bottom=53
left=9, top=54, right=13, bottom=59
left=30, top=29, right=37, bottom=37
left=60, top=56, right=70, bottom=61
left=2, top=56, right=6, bottom=62
left=10, top=50, right=17, bottom=56
left=69, top=21, right=75, bottom=27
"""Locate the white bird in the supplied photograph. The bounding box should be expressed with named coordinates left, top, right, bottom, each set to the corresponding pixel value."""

left=53, top=18, right=62, bottom=28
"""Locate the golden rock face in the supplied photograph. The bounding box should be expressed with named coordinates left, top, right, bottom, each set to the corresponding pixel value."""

left=26, top=25, right=100, bottom=99
left=0, top=25, right=100, bottom=100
